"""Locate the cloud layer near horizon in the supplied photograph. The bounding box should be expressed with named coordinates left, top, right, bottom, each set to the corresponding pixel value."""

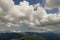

left=0, top=0, right=60, bottom=32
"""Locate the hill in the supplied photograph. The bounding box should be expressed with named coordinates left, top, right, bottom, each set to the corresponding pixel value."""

left=0, top=32, right=60, bottom=40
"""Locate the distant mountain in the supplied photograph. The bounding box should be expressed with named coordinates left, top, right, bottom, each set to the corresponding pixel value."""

left=24, top=32, right=60, bottom=40
left=0, top=32, right=60, bottom=40
left=0, top=32, right=24, bottom=38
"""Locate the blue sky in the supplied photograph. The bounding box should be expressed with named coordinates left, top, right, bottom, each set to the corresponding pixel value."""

left=13, top=0, right=59, bottom=14
left=13, top=0, right=43, bottom=5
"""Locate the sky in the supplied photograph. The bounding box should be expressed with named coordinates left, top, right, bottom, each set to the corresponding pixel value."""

left=13, top=0, right=59, bottom=13
left=0, top=0, right=60, bottom=32
left=13, top=0, right=43, bottom=5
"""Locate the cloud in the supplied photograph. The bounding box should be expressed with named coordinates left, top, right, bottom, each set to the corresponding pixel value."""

left=46, top=0, right=60, bottom=8
left=0, top=0, right=60, bottom=32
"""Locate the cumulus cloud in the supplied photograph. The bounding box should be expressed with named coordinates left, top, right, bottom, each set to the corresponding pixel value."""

left=0, top=0, right=60, bottom=32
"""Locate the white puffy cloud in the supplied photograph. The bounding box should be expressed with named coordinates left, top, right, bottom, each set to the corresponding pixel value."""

left=0, top=0, right=60, bottom=32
